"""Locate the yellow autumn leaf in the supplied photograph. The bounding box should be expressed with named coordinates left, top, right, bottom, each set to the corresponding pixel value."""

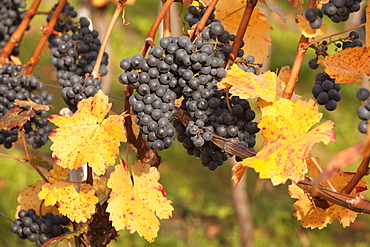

left=48, top=90, right=127, bottom=176
left=288, top=160, right=367, bottom=229
left=317, top=47, right=370, bottom=84
left=16, top=180, right=59, bottom=218
left=38, top=181, right=98, bottom=223
left=215, top=2, right=272, bottom=63
left=232, top=98, right=336, bottom=186
left=296, top=15, right=327, bottom=38
left=107, top=159, right=173, bottom=243
left=218, top=64, right=284, bottom=102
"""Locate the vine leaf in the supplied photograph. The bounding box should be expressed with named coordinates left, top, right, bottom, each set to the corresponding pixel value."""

left=106, top=159, right=173, bottom=243
left=288, top=159, right=367, bottom=229
left=16, top=180, right=59, bottom=218
left=215, top=2, right=272, bottom=63
left=317, top=47, right=370, bottom=84
left=0, top=108, right=34, bottom=130
left=232, top=98, right=336, bottom=186
left=296, top=15, right=327, bottom=38
left=38, top=182, right=98, bottom=223
left=48, top=90, right=127, bottom=176
left=14, top=99, right=53, bottom=111
left=218, top=64, right=283, bottom=102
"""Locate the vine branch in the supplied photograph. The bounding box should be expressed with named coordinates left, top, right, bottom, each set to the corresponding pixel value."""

left=341, top=155, right=370, bottom=194
left=188, top=0, right=219, bottom=41
left=162, top=0, right=172, bottom=37
left=25, top=0, right=68, bottom=75
left=0, top=152, right=26, bottom=163
left=20, top=130, right=48, bottom=183
left=91, top=0, right=126, bottom=79
left=282, top=0, right=316, bottom=99
left=0, top=0, right=42, bottom=64
left=228, top=0, right=257, bottom=63
left=140, top=0, right=175, bottom=56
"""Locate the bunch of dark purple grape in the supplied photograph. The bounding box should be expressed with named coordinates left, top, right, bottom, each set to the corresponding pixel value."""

left=47, top=2, right=108, bottom=111
left=311, top=72, right=341, bottom=111
left=0, top=0, right=28, bottom=56
left=0, top=64, right=54, bottom=149
left=321, top=0, right=362, bottom=23
left=10, top=209, right=70, bottom=247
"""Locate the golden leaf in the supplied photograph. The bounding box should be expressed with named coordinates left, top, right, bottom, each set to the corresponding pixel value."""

left=296, top=15, right=327, bottom=38
left=215, top=2, right=272, bottom=63
left=289, top=159, right=367, bottom=229
left=232, top=98, right=336, bottom=186
left=16, top=180, right=59, bottom=218
left=107, top=159, right=173, bottom=243
left=218, top=64, right=284, bottom=102
left=48, top=90, right=127, bottom=175
left=317, top=47, right=370, bottom=84
left=38, top=181, right=98, bottom=223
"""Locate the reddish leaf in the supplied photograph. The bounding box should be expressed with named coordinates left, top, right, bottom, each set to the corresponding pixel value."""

left=0, top=108, right=34, bottom=130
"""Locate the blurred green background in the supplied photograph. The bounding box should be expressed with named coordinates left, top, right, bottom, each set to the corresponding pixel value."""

left=0, top=0, right=369, bottom=246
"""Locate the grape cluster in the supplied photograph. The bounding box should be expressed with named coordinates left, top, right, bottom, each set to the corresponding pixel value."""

left=321, top=0, right=362, bottom=23
left=312, top=72, right=341, bottom=111
left=184, top=4, right=218, bottom=27
left=0, top=64, right=54, bottom=148
left=304, top=8, right=323, bottom=29
left=47, top=2, right=108, bottom=111
left=356, top=87, right=370, bottom=134
left=341, top=30, right=363, bottom=49
left=0, top=0, right=27, bottom=56
left=11, top=209, right=70, bottom=247
left=185, top=4, right=245, bottom=58
left=176, top=93, right=258, bottom=170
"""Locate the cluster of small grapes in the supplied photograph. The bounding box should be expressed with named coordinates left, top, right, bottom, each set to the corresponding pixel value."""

left=341, top=30, right=363, bottom=49
left=184, top=4, right=218, bottom=27
left=176, top=93, right=259, bottom=169
left=312, top=72, right=341, bottom=111
left=119, top=46, right=181, bottom=151
left=308, top=30, right=363, bottom=70
left=321, top=0, right=362, bottom=23
left=238, top=55, right=261, bottom=74
left=0, top=0, right=27, bottom=56
left=0, top=64, right=54, bottom=148
left=47, top=2, right=108, bottom=111
left=185, top=4, right=245, bottom=59
left=304, top=8, right=323, bottom=29
left=11, top=209, right=70, bottom=247
left=356, top=88, right=370, bottom=133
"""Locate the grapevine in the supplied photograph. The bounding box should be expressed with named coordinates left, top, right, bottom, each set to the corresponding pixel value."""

left=0, top=0, right=369, bottom=246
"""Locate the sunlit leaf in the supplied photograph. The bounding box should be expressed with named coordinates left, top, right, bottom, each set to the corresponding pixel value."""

left=16, top=180, right=59, bottom=218
left=296, top=15, right=327, bottom=38
left=48, top=90, right=127, bottom=175
left=218, top=64, right=283, bottom=102
left=232, top=98, right=336, bottom=186
left=317, top=47, right=370, bottom=84
left=289, top=159, right=367, bottom=229
left=38, top=182, right=98, bottom=223
left=107, top=159, right=173, bottom=243
left=215, top=1, right=272, bottom=63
